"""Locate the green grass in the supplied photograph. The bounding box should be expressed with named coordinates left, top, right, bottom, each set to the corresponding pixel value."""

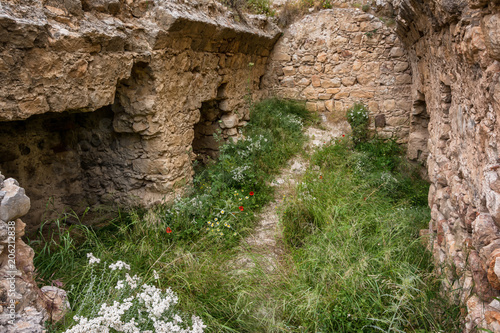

left=30, top=99, right=314, bottom=332
left=278, top=136, right=462, bottom=332
left=31, top=100, right=461, bottom=332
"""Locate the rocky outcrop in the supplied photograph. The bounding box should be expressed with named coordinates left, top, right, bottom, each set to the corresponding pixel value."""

left=392, top=0, right=500, bottom=330
left=0, top=172, right=68, bottom=333
left=262, top=9, right=412, bottom=142
left=0, top=0, right=280, bottom=232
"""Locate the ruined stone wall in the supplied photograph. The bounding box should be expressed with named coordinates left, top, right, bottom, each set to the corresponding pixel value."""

left=262, top=9, right=412, bottom=141
left=0, top=0, right=280, bottom=232
left=392, top=0, right=500, bottom=330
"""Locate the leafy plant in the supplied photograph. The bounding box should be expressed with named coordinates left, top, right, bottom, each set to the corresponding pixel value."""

left=362, top=3, right=371, bottom=11
left=347, top=102, right=370, bottom=145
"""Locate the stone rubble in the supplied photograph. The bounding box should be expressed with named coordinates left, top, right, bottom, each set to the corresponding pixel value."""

left=0, top=171, right=69, bottom=333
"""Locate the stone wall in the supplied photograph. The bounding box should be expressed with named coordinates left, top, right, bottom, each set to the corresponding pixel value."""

left=392, top=0, right=500, bottom=330
left=262, top=8, right=412, bottom=142
left=0, top=172, right=68, bottom=333
left=0, top=0, right=280, bottom=232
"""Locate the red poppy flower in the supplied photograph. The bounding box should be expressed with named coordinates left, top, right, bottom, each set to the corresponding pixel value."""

left=342, top=134, right=345, bottom=137
left=249, top=191, right=254, bottom=196
left=239, top=206, right=244, bottom=211
left=166, top=227, right=172, bottom=233
left=319, top=175, right=323, bottom=179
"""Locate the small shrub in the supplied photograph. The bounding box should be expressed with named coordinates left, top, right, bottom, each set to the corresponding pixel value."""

left=362, top=3, right=371, bottom=11
left=346, top=102, right=370, bottom=145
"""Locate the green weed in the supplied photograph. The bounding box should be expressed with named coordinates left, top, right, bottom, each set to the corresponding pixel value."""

left=347, top=102, right=370, bottom=145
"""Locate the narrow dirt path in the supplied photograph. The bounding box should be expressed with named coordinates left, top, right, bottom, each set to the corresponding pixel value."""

left=233, top=117, right=349, bottom=274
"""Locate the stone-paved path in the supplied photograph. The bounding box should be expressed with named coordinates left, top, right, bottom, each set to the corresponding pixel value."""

left=233, top=116, right=349, bottom=274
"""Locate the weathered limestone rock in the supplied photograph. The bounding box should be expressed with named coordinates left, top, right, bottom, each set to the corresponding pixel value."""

left=39, top=286, right=70, bottom=322
left=0, top=180, right=30, bottom=224
left=0, top=171, right=67, bottom=332
left=262, top=9, right=412, bottom=142
left=391, top=0, right=500, bottom=329
left=0, top=0, right=280, bottom=232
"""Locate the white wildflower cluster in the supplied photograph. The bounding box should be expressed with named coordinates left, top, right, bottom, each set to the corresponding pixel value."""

left=170, top=194, right=208, bottom=214
left=283, top=113, right=303, bottom=128
left=352, top=154, right=375, bottom=176
left=274, top=110, right=303, bottom=129
left=115, top=273, right=140, bottom=290
left=87, top=253, right=101, bottom=265
left=66, top=254, right=206, bottom=333
left=187, top=196, right=204, bottom=210
left=347, top=109, right=369, bottom=120
left=353, top=157, right=369, bottom=176
left=115, top=280, right=125, bottom=290
left=109, top=261, right=131, bottom=271
left=231, top=165, right=250, bottom=182
left=235, top=134, right=269, bottom=158
left=172, top=194, right=185, bottom=213
left=168, top=193, right=209, bottom=216
left=138, top=284, right=177, bottom=319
